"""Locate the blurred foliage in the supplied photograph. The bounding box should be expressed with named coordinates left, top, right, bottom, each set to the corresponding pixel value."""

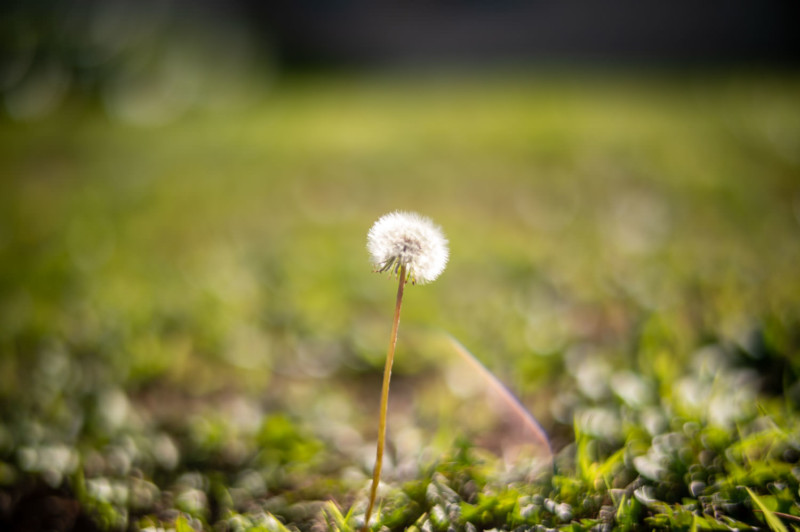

left=1, top=0, right=269, bottom=124
left=0, top=71, right=800, bottom=530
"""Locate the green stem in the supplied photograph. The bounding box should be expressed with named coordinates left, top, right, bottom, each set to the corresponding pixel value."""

left=363, top=265, right=406, bottom=531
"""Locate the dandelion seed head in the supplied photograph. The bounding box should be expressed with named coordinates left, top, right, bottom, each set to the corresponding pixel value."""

left=367, top=211, right=448, bottom=284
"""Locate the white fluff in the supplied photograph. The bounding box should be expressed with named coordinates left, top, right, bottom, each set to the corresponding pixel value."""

left=367, top=211, right=449, bottom=284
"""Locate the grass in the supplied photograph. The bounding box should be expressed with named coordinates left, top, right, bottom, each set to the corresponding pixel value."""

left=0, top=70, right=799, bottom=530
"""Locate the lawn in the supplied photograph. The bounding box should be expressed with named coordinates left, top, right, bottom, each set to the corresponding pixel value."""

left=1, top=71, right=800, bottom=531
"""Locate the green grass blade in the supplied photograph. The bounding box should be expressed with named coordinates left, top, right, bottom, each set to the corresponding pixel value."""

left=747, top=487, right=788, bottom=532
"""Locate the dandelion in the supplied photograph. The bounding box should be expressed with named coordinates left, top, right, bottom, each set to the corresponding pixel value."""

left=367, top=211, right=448, bottom=285
left=362, top=211, right=448, bottom=531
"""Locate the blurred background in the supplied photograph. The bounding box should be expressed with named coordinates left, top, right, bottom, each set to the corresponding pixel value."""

left=2, top=0, right=799, bottom=122
left=1, top=0, right=800, bottom=529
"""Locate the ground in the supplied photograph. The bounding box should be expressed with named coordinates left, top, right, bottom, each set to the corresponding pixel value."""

left=1, top=72, right=799, bottom=531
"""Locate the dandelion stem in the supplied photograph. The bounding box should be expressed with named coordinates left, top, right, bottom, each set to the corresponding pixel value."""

left=363, top=264, right=406, bottom=531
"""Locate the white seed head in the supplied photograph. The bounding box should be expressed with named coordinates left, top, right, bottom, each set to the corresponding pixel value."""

left=367, top=211, right=449, bottom=284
